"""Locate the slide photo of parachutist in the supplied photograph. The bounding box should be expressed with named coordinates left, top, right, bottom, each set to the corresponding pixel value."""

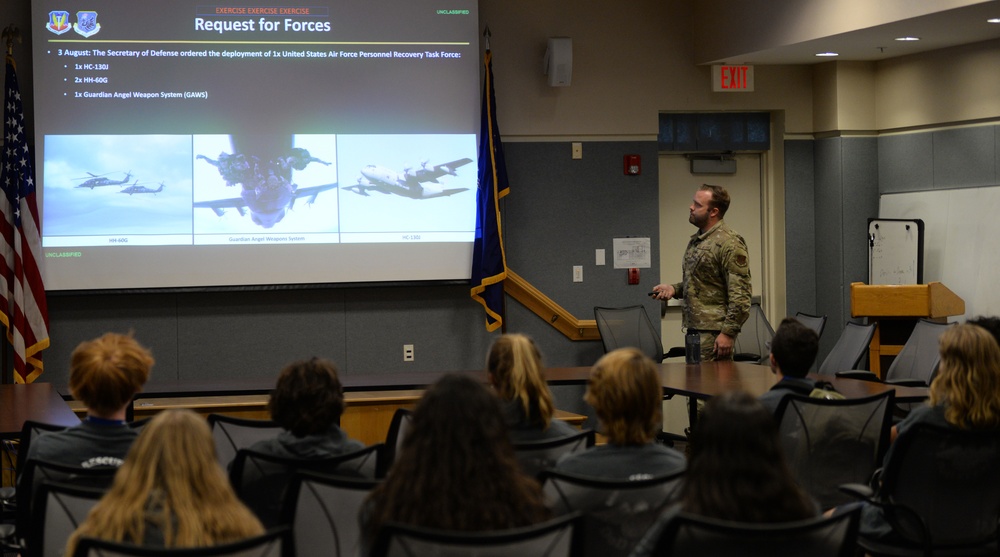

left=192, top=134, right=340, bottom=235
left=41, top=135, right=194, bottom=239
left=336, top=133, right=477, bottom=237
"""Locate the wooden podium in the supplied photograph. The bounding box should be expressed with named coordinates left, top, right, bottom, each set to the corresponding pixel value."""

left=850, top=282, right=965, bottom=377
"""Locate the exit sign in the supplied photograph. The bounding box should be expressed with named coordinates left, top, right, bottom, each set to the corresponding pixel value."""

left=712, top=65, right=754, bottom=92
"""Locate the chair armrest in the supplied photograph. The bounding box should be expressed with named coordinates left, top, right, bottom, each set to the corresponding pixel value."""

left=839, top=483, right=875, bottom=501
left=884, top=378, right=928, bottom=387
left=835, top=370, right=880, bottom=382
left=0, top=486, right=13, bottom=503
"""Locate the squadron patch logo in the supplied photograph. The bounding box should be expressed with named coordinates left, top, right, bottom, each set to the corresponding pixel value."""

left=73, top=11, right=101, bottom=38
left=46, top=11, right=71, bottom=35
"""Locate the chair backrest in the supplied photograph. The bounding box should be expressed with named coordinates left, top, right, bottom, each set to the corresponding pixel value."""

left=14, top=421, right=67, bottom=480
left=127, top=418, right=152, bottom=432
left=381, top=408, right=414, bottom=475
left=512, top=430, right=595, bottom=479
left=369, top=513, right=584, bottom=557
left=206, top=414, right=284, bottom=469
left=540, top=470, right=683, bottom=557
left=817, top=322, right=876, bottom=376
left=16, top=459, right=118, bottom=548
left=281, top=471, right=379, bottom=557
left=883, top=319, right=952, bottom=384
left=651, top=506, right=861, bottom=557
left=28, top=482, right=106, bottom=557
left=71, top=527, right=291, bottom=557
left=593, top=306, right=664, bottom=363
left=229, top=445, right=383, bottom=528
left=876, top=422, right=1000, bottom=548
left=793, top=312, right=828, bottom=339
left=733, top=303, right=775, bottom=363
left=774, top=391, right=895, bottom=509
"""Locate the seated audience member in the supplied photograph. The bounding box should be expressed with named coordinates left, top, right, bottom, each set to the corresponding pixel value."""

left=758, top=317, right=821, bottom=415
left=967, top=315, right=1000, bottom=346
left=362, top=374, right=550, bottom=547
left=248, top=357, right=364, bottom=459
left=628, top=391, right=817, bottom=557
left=554, top=348, right=686, bottom=481
left=859, top=323, right=1000, bottom=539
left=487, top=334, right=579, bottom=443
left=65, top=409, right=264, bottom=554
left=28, top=332, right=153, bottom=468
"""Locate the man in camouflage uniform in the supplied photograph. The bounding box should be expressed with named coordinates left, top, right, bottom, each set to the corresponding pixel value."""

left=653, top=184, right=752, bottom=361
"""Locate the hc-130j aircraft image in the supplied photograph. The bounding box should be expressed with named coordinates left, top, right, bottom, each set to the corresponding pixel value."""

left=73, top=170, right=133, bottom=189
left=118, top=181, right=165, bottom=195
left=344, top=157, right=472, bottom=199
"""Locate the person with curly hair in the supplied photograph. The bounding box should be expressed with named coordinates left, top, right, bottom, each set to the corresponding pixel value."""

left=65, top=409, right=264, bottom=554
left=362, top=373, right=550, bottom=549
left=487, top=334, right=579, bottom=443
left=28, top=332, right=153, bottom=469
left=249, top=357, right=364, bottom=459
left=554, top=348, right=686, bottom=481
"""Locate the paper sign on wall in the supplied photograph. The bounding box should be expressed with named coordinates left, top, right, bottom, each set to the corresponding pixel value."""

left=613, top=237, right=651, bottom=269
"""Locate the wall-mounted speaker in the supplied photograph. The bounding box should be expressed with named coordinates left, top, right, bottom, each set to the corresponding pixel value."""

left=690, top=157, right=737, bottom=174
left=544, top=37, right=572, bottom=87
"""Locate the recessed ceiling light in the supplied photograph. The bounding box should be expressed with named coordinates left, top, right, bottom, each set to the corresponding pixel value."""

left=815, top=52, right=839, bottom=57
left=894, top=36, right=920, bottom=41
left=988, top=17, right=1000, bottom=23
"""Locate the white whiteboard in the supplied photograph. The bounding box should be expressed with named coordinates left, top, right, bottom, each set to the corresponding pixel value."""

left=880, top=186, right=1000, bottom=321
left=869, top=219, right=921, bottom=285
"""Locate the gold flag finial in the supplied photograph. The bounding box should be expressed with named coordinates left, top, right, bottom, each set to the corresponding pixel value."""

left=3, top=25, right=21, bottom=57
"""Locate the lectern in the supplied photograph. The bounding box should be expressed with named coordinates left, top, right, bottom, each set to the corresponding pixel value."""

left=850, top=282, right=965, bottom=377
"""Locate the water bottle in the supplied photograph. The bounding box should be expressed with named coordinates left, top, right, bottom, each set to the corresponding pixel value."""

left=685, top=330, right=701, bottom=364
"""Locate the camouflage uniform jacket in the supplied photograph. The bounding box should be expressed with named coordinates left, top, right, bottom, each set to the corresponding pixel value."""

left=670, top=220, right=752, bottom=336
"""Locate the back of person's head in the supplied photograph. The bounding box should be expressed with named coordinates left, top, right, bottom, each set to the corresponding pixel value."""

left=931, top=323, right=1000, bottom=429
left=364, top=373, right=548, bottom=537
left=268, top=357, right=344, bottom=437
left=69, top=332, right=153, bottom=417
left=769, top=317, right=819, bottom=378
left=699, top=184, right=731, bottom=217
left=66, top=409, right=263, bottom=552
left=683, top=390, right=815, bottom=523
left=585, top=348, right=661, bottom=446
left=487, top=334, right=556, bottom=428
left=967, top=316, right=1000, bottom=347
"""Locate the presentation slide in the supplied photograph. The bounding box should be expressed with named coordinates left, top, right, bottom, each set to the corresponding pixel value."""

left=31, top=0, right=479, bottom=290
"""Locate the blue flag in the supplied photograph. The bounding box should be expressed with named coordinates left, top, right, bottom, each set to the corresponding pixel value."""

left=470, top=50, right=508, bottom=332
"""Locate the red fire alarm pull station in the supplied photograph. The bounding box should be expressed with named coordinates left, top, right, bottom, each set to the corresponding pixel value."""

left=624, top=155, right=641, bottom=175
left=628, top=268, right=640, bottom=285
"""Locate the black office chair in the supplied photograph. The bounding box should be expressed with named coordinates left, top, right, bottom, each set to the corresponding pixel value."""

left=25, top=482, right=105, bottom=557
left=281, top=471, right=380, bottom=557
left=540, top=469, right=684, bottom=557
left=71, top=527, right=291, bottom=557
left=794, top=312, right=828, bottom=339
left=817, top=322, right=877, bottom=376
left=229, top=444, right=384, bottom=527
left=594, top=306, right=666, bottom=362
left=643, top=505, right=861, bottom=557
left=733, top=303, right=775, bottom=363
left=0, top=420, right=67, bottom=522
left=836, top=319, right=952, bottom=386
left=381, top=408, right=414, bottom=475
left=370, top=513, right=584, bottom=557
left=774, top=391, right=895, bottom=509
left=512, top=430, right=595, bottom=480
left=206, top=414, right=283, bottom=470
left=841, top=422, right=1000, bottom=556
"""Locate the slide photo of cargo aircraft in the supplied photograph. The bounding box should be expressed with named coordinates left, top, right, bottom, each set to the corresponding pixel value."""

left=193, top=182, right=338, bottom=229
left=73, top=170, right=133, bottom=189
left=119, top=181, right=165, bottom=195
left=344, top=157, right=472, bottom=199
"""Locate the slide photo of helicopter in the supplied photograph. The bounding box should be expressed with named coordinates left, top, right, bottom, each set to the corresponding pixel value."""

left=335, top=134, right=477, bottom=237
left=41, top=135, right=195, bottom=238
left=192, top=134, right=340, bottom=234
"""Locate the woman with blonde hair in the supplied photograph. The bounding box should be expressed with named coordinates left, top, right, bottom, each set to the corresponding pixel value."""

left=66, top=409, right=264, bottom=554
left=554, top=348, right=685, bottom=480
left=487, top=334, right=578, bottom=443
left=860, top=322, right=1000, bottom=538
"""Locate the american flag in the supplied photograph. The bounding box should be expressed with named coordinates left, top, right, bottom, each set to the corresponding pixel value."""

left=1, top=54, right=49, bottom=383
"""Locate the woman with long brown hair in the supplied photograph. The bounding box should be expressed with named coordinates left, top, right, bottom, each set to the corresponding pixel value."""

left=66, top=409, right=264, bottom=554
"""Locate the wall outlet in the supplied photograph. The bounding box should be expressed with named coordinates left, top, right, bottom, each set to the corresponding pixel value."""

left=571, top=142, right=583, bottom=159
left=403, top=344, right=414, bottom=362
left=573, top=265, right=583, bottom=282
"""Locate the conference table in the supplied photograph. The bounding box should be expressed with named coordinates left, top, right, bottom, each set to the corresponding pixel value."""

left=0, top=382, right=81, bottom=439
